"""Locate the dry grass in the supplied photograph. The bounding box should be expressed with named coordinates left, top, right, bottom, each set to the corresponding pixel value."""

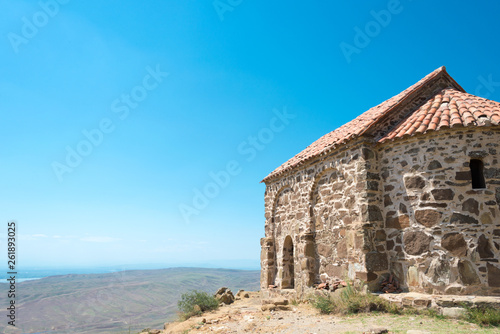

left=463, top=305, right=500, bottom=327
left=310, top=283, right=399, bottom=315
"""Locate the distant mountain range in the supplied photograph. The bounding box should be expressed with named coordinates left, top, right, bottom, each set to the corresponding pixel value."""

left=0, top=267, right=260, bottom=334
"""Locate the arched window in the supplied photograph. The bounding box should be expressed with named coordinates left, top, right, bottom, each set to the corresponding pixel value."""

left=470, top=159, right=486, bottom=189
left=281, top=236, right=294, bottom=289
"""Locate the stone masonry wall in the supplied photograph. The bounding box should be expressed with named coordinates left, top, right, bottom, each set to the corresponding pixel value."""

left=379, top=127, right=500, bottom=295
left=262, top=125, right=500, bottom=297
left=261, top=139, right=385, bottom=297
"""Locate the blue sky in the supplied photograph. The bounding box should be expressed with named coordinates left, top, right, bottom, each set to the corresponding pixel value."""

left=0, top=0, right=500, bottom=269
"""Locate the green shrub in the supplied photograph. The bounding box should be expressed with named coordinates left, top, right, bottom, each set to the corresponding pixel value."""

left=312, top=294, right=336, bottom=314
left=177, top=290, right=219, bottom=320
left=419, top=307, right=445, bottom=319
left=463, top=306, right=500, bottom=327
left=311, top=282, right=399, bottom=315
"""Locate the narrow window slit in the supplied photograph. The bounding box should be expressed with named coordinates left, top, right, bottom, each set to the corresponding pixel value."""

left=470, top=159, right=486, bottom=189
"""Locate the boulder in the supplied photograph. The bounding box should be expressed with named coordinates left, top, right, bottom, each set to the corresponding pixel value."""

left=235, top=289, right=250, bottom=298
left=214, top=287, right=234, bottom=305
left=215, top=287, right=228, bottom=295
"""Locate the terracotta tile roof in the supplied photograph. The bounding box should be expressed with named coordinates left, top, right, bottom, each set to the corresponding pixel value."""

left=379, top=88, right=500, bottom=142
left=262, top=67, right=500, bottom=183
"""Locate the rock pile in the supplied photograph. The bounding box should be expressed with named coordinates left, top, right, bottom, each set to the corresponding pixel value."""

left=380, top=274, right=402, bottom=293
left=314, top=278, right=347, bottom=291
left=139, top=329, right=161, bottom=334
left=214, top=287, right=234, bottom=305
left=261, top=297, right=290, bottom=311
left=235, top=289, right=250, bottom=299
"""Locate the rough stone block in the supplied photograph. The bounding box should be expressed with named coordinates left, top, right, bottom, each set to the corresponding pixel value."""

left=458, top=260, right=480, bottom=285
left=414, top=209, right=442, bottom=228
left=462, top=198, right=479, bottom=215
left=413, top=298, right=431, bottom=308
left=403, top=231, right=433, bottom=255
left=468, top=150, right=488, bottom=158
left=386, top=214, right=410, bottom=229
left=399, top=203, right=408, bottom=213
left=318, top=244, right=333, bottom=258
left=428, top=160, right=442, bottom=170
left=455, top=171, right=471, bottom=181
left=487, top=263, right=500, bottom=287
left=361, top=147, right=375, bottom=159
left=431, top=188, right=455, bottom=200
left=304, top=243, right=315, bottom=257
left=478, top=234, right=494, bottom=259
left=444, top=285, right=463, bottom=295
left=384, top=195, right=393, bottom=207
left=356, top=271, right=378, bottom=282
left=405, top=175, right=426, bottom=189
left=426, top=257, right=450, bottom=283
left=375, top=230, right=386, bottom=242
left=337, top=240, right=347, bottom=258
left=402, top=296, right=414, bottom=306
left=450, top=213, right=479, bottom=225
left=325, top=264, right=344, bottom=278
left=363, top=205, right=383, bottom=222
left=485, top=168, right=500, bottom=179
left=480, top=213, right=493, bottom=224
left=442, top=307, right=466, bottom=318
left=365, top=252, right=388, bottom=272
left=441, top=232, right=467, bottom=257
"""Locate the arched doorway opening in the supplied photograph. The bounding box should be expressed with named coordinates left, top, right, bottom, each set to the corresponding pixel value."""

left=282, top=235, right=294, bottom=289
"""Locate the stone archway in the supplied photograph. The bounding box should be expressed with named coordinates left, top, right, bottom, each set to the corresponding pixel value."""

left=282, top=235, right=295, bottom=289
left=270, top=186, right=293, bottom=287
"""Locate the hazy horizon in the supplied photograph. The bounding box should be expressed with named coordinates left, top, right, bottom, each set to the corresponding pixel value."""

left=1, top=1, right=500, bottom=268
left=0, top=261, right=260, bottom=282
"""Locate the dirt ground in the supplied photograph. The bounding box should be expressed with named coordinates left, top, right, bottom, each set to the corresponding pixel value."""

left=161, top=291, right=499, bottom=334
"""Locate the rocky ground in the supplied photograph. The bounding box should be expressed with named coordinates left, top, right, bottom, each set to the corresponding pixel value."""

left=152, top=291, right=499, bottom=334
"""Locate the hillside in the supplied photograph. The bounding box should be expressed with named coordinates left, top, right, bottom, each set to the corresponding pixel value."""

left=0, top=267, right=260, bottom=334
left=162, top=292, right=500, bottom=334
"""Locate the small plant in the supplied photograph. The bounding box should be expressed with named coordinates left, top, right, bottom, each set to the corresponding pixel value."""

left=312, top=294, right=336, bottom=314
left=177, top=290, right=219, bottom=320
left=463, top=305, right=500, bottom=327
left=311, top=282, right=399, bottom=315
left=420, top=307, right=445, bottom=319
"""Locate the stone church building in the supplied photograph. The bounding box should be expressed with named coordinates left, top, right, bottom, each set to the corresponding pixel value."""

left=260, top=67, right=500, bottom=297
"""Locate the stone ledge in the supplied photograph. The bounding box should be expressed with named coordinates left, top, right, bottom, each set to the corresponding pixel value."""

left=261, top=288, right=297, bottom=301
left=378, top=292, right=500, bottom=315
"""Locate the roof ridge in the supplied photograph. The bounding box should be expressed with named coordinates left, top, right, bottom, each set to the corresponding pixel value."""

left=261, top=67, right=491, bottom=183
left=359, top=66, right=462, bottom=138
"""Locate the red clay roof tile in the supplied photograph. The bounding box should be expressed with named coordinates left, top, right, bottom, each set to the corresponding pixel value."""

left=262, top=67, right=500, bottom=183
